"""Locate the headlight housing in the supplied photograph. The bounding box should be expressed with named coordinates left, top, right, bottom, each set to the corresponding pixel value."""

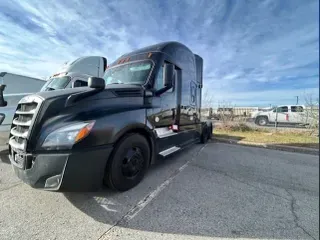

left=42, top=121, right=95, bottom=150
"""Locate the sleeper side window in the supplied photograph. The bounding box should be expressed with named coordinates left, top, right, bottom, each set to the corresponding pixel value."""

left=154, top=66, right=174, bottom=93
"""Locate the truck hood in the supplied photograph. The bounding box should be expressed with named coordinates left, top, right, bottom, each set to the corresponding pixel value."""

left=25, top=84, right=146, bottom=150
left=35, top=84, right=144, bottom=101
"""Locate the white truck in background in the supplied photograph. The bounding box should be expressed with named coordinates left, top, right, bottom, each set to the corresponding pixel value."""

left=0, top=56, right=107, bottom=146
left=252, top=105, right=318, bottom=126
left=41, top=56, right=107, bottom=91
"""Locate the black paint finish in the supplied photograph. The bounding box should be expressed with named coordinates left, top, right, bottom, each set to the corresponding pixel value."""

left=9, top=41, right=205, bottom=191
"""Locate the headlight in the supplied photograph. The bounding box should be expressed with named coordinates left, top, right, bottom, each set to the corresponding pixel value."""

left=42, top=121, right=95, bottom=150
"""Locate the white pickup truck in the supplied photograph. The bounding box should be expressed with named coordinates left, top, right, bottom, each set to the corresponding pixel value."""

left=251, top=105, right=318, bottom=126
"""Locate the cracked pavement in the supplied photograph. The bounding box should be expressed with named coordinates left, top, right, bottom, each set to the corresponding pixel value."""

left=0, top=142, right=318, bottom=240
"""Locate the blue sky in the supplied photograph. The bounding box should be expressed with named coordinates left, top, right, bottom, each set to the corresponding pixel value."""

left=0, top=0, right=318, bottom=107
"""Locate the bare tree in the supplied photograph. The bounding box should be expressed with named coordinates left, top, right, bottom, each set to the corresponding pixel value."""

left=201, top=89, right=214, bottom=119
left=303, top=93, right=319, bottom=134
left=216, top=100, right=235, bottom=123
left=202, top=89, right=214, bottom=107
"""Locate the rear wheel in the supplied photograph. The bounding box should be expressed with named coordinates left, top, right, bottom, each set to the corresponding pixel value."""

left=208, top=125, right=213, bottom=140
left=201, top=125, right=210, bottom=143
left=104, top=134, right=150, bottom=191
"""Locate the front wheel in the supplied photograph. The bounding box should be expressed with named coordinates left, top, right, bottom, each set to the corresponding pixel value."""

left=255, top=116, right=268, bottom=126
left=104, top=134, right=150, bottom=191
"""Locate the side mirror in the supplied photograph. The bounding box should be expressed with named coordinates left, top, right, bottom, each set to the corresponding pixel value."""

left=163, top=63, right=174, bottom=88
left=0, top=85, right=7, bottom=107
left=88, top=77, right=105, bottom=89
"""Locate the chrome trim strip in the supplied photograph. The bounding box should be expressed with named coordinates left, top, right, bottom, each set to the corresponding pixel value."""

left=159, top=146, right=181, bottom=156
left=18, top=94, right=43, bottom=104
left=158, top=132, right=177, bottom=139
left=15, top=109, right=36, bottom=115
left=9, top=136, right=25, bottom=150
left=13, top=118, right=31, bottom=126
left=10, top=127, right=28, bottom=138
left=155, top=127, right=177, bottom=139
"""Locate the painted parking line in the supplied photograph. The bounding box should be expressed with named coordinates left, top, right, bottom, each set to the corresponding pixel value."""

left=98, top=144, right=207, bottom=239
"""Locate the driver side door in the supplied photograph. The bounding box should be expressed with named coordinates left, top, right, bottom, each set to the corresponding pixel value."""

left=147, top=65, right=181, bottom=153
left=271, top=106, right=289, bottom=123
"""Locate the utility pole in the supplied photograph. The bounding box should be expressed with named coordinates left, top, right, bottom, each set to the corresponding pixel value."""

left=274, top=105, right=278, bottom=132
left=295, top=96, right=299, bottom=105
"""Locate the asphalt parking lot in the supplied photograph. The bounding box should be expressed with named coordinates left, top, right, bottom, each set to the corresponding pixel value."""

left=0, top=142, right=318, bottom=240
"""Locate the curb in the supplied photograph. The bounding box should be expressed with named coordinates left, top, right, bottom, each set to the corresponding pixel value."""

left=213, top=137, right=319, bottom=155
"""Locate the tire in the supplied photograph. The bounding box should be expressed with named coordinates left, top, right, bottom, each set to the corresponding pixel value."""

left=104, top=134, right=150, bottom=191
left=256, top=116, right=268, bottom=126
left=208, top=125, right=213, bottom=140
left=200, top=126, right=209, bottom=143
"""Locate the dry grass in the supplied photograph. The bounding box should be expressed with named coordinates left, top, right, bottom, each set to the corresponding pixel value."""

left=214, top=123, right=319, bottom=149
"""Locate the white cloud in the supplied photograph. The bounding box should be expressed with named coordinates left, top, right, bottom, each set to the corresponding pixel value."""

left=0, top=0, right=318, bottom=105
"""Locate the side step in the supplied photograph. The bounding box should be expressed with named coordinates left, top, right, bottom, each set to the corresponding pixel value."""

left=159, top=146, right=181, bottom=157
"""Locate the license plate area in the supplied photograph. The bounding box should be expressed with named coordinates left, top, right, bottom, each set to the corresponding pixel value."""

left=11, top=148, right=26, bottom=169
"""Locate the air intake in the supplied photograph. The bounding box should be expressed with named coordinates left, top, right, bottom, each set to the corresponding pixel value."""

left=9, top=95, right=43, bottom=151
left=113, top=89, right=142, bottom=97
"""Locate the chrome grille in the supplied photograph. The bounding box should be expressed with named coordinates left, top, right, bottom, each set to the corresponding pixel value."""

left=9, top=95, right=43, bottom=151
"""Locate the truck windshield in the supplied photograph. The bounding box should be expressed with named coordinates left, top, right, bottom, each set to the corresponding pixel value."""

left=40, top=76, right=71, bottom=91
left=103, top=61, right=153, bottom=85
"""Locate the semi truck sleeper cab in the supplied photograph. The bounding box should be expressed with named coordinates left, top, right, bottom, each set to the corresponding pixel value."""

left=7, top=41, right=212, bottom=192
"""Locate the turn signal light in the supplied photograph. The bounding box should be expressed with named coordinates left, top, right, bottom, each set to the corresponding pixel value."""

left=75, top=122, right=95, bottom=143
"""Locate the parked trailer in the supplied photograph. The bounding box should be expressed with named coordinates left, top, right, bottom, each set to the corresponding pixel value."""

left=4, top=41, right=212, bottom=192
left=0, top=72, right=46, bottom=145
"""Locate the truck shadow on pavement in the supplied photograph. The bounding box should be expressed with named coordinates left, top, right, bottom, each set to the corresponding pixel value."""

left=63, top=148, right=195, bottom=224
left=0, top=149, right=10, bottom=164
left=62, top=142, right=314, bottom=239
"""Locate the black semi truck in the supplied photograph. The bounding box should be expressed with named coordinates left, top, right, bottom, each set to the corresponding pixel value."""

left=4, top=41, right=212, bottom=192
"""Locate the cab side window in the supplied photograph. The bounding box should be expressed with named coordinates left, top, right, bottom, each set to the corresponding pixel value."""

left=71, top=80, right=88, bottom=88
left=291, top=106, right=304, bottom=112
left=274, top=106, right=288, bottom=113
left=154, top=66, right=174, bottom=92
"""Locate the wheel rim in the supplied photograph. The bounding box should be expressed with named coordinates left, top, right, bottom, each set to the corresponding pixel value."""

left=122, top=147, right=144, bottom=178
left=259, top=119, right=266, bottom=125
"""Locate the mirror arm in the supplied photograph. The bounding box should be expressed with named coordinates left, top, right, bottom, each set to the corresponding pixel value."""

left=155, top=85, right=172, bottom=96
left=0, top=85, right=7, bottom=107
